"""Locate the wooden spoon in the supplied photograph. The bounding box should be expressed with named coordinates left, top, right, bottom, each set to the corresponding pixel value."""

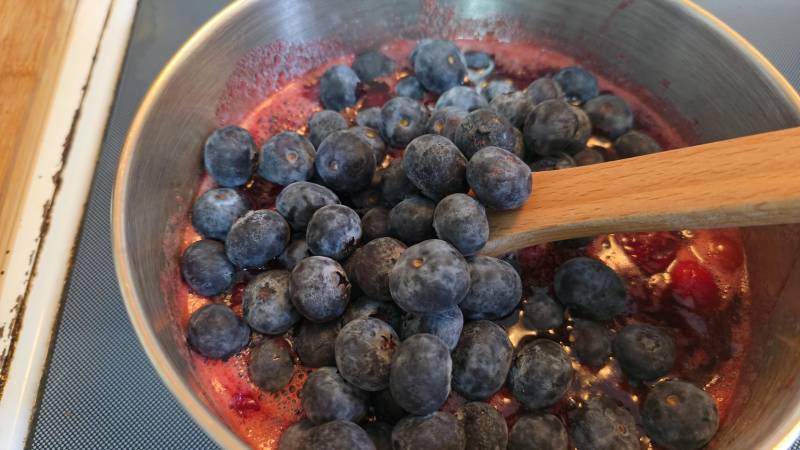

left=482, top=126, right=800, bottom=256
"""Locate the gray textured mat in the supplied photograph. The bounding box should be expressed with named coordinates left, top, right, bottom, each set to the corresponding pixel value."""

left=27, top=0, right=800, bottom=449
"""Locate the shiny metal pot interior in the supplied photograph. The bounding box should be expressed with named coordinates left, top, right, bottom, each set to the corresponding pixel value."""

left=113, top=0, right=800, bottom=448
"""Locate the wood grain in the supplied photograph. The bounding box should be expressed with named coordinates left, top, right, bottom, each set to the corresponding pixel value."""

left=482, top=127, right=800, bottom=256
left=0, top=0, right=79, bottom=278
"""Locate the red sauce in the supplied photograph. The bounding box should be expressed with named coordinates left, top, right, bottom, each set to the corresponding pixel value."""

left=168, top=39, right=751, bottom=449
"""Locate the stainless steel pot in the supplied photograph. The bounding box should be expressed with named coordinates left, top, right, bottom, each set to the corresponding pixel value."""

left=113, top=1, right=800, bottom=448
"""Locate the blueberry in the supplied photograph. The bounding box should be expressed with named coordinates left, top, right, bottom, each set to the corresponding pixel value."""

left=371, top=389, right=407, bottom=424
left=371, top=163, right=388, bottom=186
left=570, top=319, right=612, bottom=367
left=464, top=51, right=493, bottom=71
left=347, top=126, right=387, bottom=165
left=187, top=303, right=249, bottom=359
left=554, top=235, right=595, bottom=250
left=507, top=414, right=568, bottom=450
left=302, top=366, right=368, bottom=423
left=320, top=65, right=360, bottom=111
left=191, top=188, right=248, bottom=240
left=380, top=158, right=421, bottom=206
left=290, top=256, right=351, bottom=322
left=481, top=79, right=516, bottom=102
left=613, top=323, right=675, bottom=380
left=642, top=380, right=719, bottom=450
left=276, top=181, right=340, bottom=231
left=500, top=252, right=522, bottom=274
left=316, top=130, right=376, bottom=193
left=389, top=333, right=452, bottom=415
left=455, top=108, right=524, bottom=159
left=433, top=193, right=489, bottom=256
left=293, top=320, right=340, bottom=367
left=306, top=204, right=362, bottom=260
left=401, top=306, right=464, bottom=351
left=427, top=106, right=467, bottom=142
left=525, top=77, right=564, bottom=106
left=279, top=420, right=314, bottom=450
left=573, top=147, right=605, bottom=166
left=351, top=237, right=406, bottom=301
left=389, top=239, right=470, bottom=314
left=348, top=189, right=384, bottom=215
left=553, top=66, right=599, bottom=104
left=523, top=99, right=591, bottom=157
left=412, top=40, right=467, bottom=94
left=342, top=296, right=403, bottom=332
left=203, top=125, right=255, bottom=187
left=278, top=238, right=311, bottom=271
left=258, top=132, right=316, bottom=186
left=509, top=339, right=573, bottom=410
left=435, top=86, right=489, bottom=112
left=409, top=39, right=433, bottom=65
left=181, top=239, right=235, bottom=296
left=392, top=412, right=465, bottom=450
left=467, top=146, right=531, bottom=210
left=614, top=130, right=662, bottom=158
left=248, top=338, right=294, bottom=391
left=309, top=110, right=348, bottom=148
left=225, top=210, right=290, bottom=268
left=528, top=156, right=564, bottom=172
left=452, top=321, right=513, bottom=400
left=388, top=196, right=436, bottom=245
left=553, top=257, right=627, bottom=321
left=529, top=153, right=576, bottom=172
left=357, top=107, right=383, bottom=129
left=352, top=50, right=395, bottom=82
left=569, top=396, right=639, bottom=450
left=342, top=247, right=362, bottom=290
left=348, top=189, right=384, bottom=217
left=335, top=317, right=399, bottom=391
left=403, top=134, right=468, bottom=201
left=306, top=420, right=375, bottom=450
left=583, top=95, right=633, bottom=139
left=363, top=422, right=392, bottom=450
left=241, top=270, right=299, bottom=334
left=361, top=207, right=390, bottom=242
left=395, top=76, right=425, bottom=100
left=460, top=256, right=523, bottom=320
left=522, top=287, right=564, bottom=331
left=490, top=91, right=532, bottom=129
left=380, top=97, right=429, bottom=148
left=456, top=402, right=508, bottom=450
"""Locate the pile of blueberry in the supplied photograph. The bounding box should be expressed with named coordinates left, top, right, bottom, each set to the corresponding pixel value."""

left=181, top=39, right=718, bottom=450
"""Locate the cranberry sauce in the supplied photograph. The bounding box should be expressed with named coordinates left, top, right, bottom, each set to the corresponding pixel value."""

left=171, top=39, right=750, bottom=449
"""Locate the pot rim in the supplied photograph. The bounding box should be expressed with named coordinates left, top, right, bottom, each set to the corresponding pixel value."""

left=111, top=1, right=800, bottom=449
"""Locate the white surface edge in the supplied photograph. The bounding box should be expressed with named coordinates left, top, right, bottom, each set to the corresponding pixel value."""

left=0, top=0, right=137, bottom=448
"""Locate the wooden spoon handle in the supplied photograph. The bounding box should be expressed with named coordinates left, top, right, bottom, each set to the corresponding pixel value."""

left=482, top=127, right=800, bottom=256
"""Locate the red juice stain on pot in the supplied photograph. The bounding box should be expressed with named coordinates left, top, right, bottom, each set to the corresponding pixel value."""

left=169, top=39, right=749, bottom=449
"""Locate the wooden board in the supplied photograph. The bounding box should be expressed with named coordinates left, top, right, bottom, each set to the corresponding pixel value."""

left=0, top=0, right=80, bottom=283
left=0, top=1, right=137, bottom=447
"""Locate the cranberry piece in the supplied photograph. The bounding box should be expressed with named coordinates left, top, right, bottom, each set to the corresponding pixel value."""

left=230, top=391, right=260, bottom=416
left=670, top=260, right=720, bottom=312
left=618, top=232, right=680, bottom=275
left=694, top=232, right=744, bottom=272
